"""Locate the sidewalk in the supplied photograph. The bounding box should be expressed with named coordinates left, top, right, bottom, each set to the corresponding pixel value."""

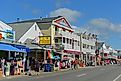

left=0, top=66, right=98, bottom=80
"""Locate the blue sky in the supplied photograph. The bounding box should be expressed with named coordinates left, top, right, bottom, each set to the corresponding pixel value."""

left=0, top=0, right=121, bottom=49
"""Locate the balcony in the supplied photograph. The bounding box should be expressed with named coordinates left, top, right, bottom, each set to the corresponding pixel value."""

left=55, top=31, right=62, bottom=37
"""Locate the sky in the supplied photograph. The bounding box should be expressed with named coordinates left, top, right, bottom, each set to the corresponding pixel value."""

left=0, top=0, right=121, bottom=49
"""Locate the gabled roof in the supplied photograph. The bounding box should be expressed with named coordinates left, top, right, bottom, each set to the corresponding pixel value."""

left=8, top=22, right=34, bottom=41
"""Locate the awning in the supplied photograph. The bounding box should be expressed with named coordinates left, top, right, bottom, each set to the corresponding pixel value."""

left=0, top=43, right=26, bottom=52
left=64, top=50, right=80, bottom=55
left=12, top=44, right=30, bottom=52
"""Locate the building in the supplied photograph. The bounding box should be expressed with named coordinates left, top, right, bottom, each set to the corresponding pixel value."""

left=9, top=16, right=81, bottom=61
left=8, top=22, right=44, bottom=61
left=0, top=21, right=26, bottom=60
left=79, top=33, right=97, bottom=66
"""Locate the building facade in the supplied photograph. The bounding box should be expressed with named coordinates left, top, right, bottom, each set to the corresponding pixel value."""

left=80, top=33, right=97, bottom=65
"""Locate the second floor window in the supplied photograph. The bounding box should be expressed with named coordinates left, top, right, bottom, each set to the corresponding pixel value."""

left=55, top=27, right=59, bottom=31
left=67, top=38, right=69, bottom=44
left=78, top=41, right=80, bottom=46
left=70, top=39, right=72, bottom=44
left=63, top=37, right=65, bottom=43
left=83, top=44, right=86, bottom=48
left=55, top=39, right=58, bottom=43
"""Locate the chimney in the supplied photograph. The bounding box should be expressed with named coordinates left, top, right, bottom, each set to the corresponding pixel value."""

left=17, top=18, right=20, bottom=22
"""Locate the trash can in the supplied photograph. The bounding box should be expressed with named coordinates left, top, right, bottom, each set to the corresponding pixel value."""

left=44, top=64, right=51, bottom=72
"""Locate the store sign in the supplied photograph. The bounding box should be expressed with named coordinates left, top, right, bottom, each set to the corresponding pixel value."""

left=0, top=33, right=2, bottom=40
left=39, top=36, right=51, bottom=45
left=5, top=30, right=15, bottom=41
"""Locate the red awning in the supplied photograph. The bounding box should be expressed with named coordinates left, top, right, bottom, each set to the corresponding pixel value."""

left=64, top=50, right=80, bottom=55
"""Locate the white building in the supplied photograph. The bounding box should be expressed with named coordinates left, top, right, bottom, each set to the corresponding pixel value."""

left=9, top=22, right=43, bottom=44
left=79, top=33, right=97, bottom=65
left=51, top=16, right=81, bottom=60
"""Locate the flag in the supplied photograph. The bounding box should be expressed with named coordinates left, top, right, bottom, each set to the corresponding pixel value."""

left=48, top=50, right=51, bottom=59
left=48, top=50, right=54, bottom=59
left=51, top=50, right=54, bottom=59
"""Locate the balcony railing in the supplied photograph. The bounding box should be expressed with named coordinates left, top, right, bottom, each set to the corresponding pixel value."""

left=55, top=31, right=62, bottom=37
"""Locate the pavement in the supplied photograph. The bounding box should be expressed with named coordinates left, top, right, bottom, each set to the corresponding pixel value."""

left=0, top=66, right=97, bottom=79
left=1, top=65, right=121, bottom=81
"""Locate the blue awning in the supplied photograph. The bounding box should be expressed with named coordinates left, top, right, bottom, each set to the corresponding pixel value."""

left=12, top=44, right=30, bottom=52
left=0, top=43, right=26, bottom=52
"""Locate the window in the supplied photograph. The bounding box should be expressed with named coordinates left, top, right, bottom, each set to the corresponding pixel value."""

left=55, top=39, right=58, bottom=43
left=67, top=38, right=69, bottom=44
left=83, top=44, right=86, bottom=48
left=87, top=45, right=89, bottom=49
left=72, top=42, right=74, bottom=49
left=55, top=27, right=59, bottom=31
left=78, top=41, right=80, bottom=46
left=91, top=46, right=93, bottom=49
left=70, top=39, right=72, bottom=44
left=63, top=37, right=65, bottom=43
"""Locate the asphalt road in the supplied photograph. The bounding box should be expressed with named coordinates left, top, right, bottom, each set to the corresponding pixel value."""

left=1, top=65, right=121, bottom=81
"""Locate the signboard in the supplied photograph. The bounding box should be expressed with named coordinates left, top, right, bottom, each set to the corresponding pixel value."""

left=39, top=36, right=51, bottom=45
left=5, top=30, right=15, bottom=41
left=0, top=33, right=2, bottom=40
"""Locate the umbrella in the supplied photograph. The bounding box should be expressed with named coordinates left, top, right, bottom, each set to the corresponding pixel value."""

left=53, top=56, right=60, bottom=59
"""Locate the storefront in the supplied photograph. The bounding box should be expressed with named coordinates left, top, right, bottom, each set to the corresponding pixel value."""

left=63, top=50, right=80, bottom=60
left=0, top=43, right=26, bottom=60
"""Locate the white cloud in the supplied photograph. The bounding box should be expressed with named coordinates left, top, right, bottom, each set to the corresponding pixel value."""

left=72, top=25, right=78, bottom=29
left=55, top=0, right=70, bottom=8
left=50, top=8, right=81, bottom=22
left=89, top=18, right=121, bottom=33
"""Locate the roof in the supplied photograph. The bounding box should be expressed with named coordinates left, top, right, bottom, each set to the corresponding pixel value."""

left=37, top=23, right=51, bottom=30
left=97, top=42, right=104, bottom=49
left=8, top=16, right=62, bottom=24
left=0, top=21, right=12, bottom=31
left=8, top=22, right=34, bottom=41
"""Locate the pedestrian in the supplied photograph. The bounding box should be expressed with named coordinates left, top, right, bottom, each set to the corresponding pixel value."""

left=1, top=58, right=5, bottom=77
left=71, top=60, right=74, bottom=70
left=10, top=60, right=15, bottom=75
left=35, top=59, right=40, bottom=75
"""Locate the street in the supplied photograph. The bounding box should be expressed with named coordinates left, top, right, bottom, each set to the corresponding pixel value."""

left=1, top=65, right=121, bottom=81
